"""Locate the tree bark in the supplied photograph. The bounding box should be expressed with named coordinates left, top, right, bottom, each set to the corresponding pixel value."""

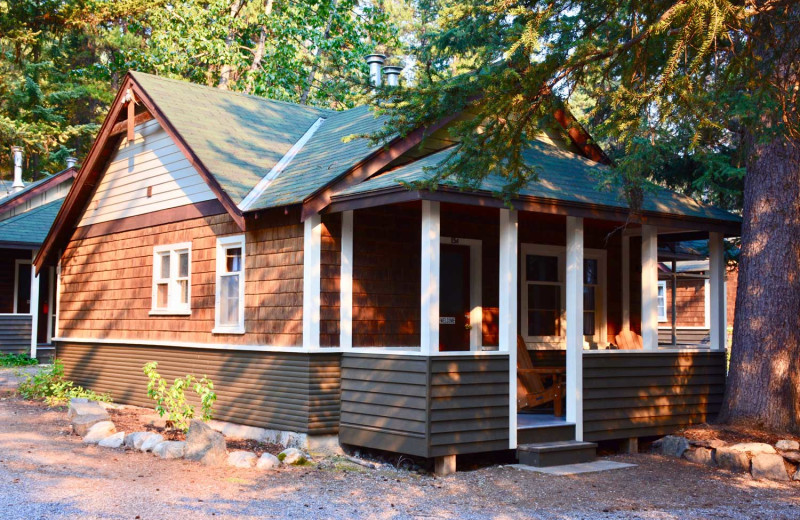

left=718, top=135, right=800, bottom=432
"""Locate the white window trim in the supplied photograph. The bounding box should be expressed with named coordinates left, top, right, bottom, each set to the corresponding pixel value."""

left=150, top=242, right=192, bottom=316
left=213, top=234, right=246, bottom=335
left=520, top=243, right=607, bottom=348
left=657, top=280, right=668, bottom=322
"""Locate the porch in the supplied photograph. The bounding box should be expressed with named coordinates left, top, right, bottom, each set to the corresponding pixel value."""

left=307, top=198, right=733, bottom=470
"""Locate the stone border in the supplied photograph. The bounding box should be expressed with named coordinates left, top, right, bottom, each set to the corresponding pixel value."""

left=654, top=435, right=800, bottom=482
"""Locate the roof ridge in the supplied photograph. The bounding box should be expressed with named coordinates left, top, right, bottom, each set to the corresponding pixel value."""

left=130, top=71, right=340, bottom=116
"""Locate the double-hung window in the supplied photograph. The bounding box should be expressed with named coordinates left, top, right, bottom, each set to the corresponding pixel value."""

left=151, top=243, right=191, bottom=315
left=657, top=280, right=668, bottom=322
left=214, top=235, right=246, bottom=334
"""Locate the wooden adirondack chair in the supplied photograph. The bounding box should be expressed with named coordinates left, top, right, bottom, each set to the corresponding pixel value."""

left=614, top=329, right=643, bottom=350
left=516, top=336, right=565, bottom=417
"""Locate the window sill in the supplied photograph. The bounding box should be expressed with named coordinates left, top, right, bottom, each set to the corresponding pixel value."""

left=149, top=309, right=192, bottom=316
left=212, top=326, right=245, bottom=335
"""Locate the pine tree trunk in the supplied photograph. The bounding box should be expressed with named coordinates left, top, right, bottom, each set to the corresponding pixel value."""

left=718, top=135, right=800, bottom=432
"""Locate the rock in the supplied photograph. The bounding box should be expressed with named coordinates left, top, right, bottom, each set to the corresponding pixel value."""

left=780, top=451, right=800, bottom=464
left=688, top=438, right=727, bottom=450
left=751, top=453, right=789, bottom=481
left=184, top=420, right=227, bottom=466
left=140, top=433, right=165, bottom=452
left=71, top=414, right=111, bottom=437
left=715, top=447, right=751, bottom=473
left=68, top=401, right=108, bottom=421
left=124, top=432, right=161, bottom=451
left=728, top=442, right=777, bottom=456
left=83, top=421, right=117, bottom=444
left=278, top=448, right=308, bottom=465
left=228, top=451, right=257, bottom=469
left=656, top=436, right=690, bottom=458
left=153, top=441, right=186, bottom=460
left=794, top=468, right=800, bottom=481
left=775, top=440, right=800, bottom=451
left=684, top=447, right=714, bottom=466
left=256, top=453, right=280, bottom=470
left=98, top=432, right=125, bottom=448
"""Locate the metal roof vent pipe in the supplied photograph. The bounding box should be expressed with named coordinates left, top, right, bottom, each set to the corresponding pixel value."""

left=365, top=54, right=386, bottom=87
left=66, top=156, right=78, bottom=169
left=11, top=146, right=24, bottom=193
left=382, top=65, right=403, bottom=87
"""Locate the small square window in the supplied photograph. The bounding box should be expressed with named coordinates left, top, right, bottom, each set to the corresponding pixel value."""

left=151, top=243, right=192, bottom=315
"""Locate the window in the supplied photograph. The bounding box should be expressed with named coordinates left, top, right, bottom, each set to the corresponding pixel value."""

left=658, top=280, right=668, bottom=322
left=521, top=244, right=607, bottom=347
left=151, top=243, right=191, bottom=315
left=214, top=235, right=245, bottom=334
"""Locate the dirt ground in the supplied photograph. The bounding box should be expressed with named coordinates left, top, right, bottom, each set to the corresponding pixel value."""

left=1, top=375, right=799, bottom=519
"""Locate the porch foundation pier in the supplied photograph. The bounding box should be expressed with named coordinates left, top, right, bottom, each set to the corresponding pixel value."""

left=499, top=209, right=518, bottom=449
left=709, top=232, right=727, bottom=351
left=420, top=201, right=441, bottom=355
left=641, top=225, right=659, bottom=350
left=621, top=437, right=639, bottom=454
left=30, top=249, right=40, bottom=358
left=434, top=455, right=456, bottom=476
left=565, top=216, right=584, bottom=441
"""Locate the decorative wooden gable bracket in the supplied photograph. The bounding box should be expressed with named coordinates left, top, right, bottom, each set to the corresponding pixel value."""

left=109, top=89, right=154, bottom=140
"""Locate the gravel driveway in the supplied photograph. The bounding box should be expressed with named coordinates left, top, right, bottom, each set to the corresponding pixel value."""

left=1, top=371, right=798, bottom=519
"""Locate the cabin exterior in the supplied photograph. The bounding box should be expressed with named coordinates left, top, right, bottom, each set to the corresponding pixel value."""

left=36, top=72, right=740, bottom=470
left=0, top=150, right=77, bottom=361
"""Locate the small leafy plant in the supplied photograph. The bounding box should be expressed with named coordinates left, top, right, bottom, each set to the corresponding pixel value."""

left=0, top=352, right=38, bottom=367
left=17, top=360, right=112, bottom=406
left=143, top=361, right=216, bottom=432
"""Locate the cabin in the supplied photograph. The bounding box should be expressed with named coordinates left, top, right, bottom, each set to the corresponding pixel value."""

left=0, top=148, right=77, bottom=361
left=35, top=70, right=740, bottom=473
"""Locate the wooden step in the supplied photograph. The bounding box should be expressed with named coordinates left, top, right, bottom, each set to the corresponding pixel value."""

left=517, top=440, right=597, bottom=467
left=517, top=422, right=575, bottom=444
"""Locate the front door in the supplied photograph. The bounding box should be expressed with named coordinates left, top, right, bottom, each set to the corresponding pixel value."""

left=439, top=244, right=471, bottom=351
left=15, top=262, right=31, bottom=314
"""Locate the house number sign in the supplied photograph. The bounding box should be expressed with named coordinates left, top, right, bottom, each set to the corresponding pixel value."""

left=440, top=317, right=456, bottom=325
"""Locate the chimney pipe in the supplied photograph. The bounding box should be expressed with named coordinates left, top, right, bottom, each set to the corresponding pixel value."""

left=382, top=65, right=403, bottom=87
left=11, top=146, right=24, bottom=193
left=66, top=156, right=77, bottom=169
left=365, top=54, right=386, bottom=87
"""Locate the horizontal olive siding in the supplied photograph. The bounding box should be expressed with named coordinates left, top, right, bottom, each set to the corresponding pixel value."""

left=658, top=329, right=710, bottom=345
left=0, top=315, right=32, bottom=353
left=339, top=354, right=429, bottom=456
left=429, top=357, right=509, bottom=457
left=58, top=342, right=340, bottom=434
left=339, top=353, right=509, bottom=458
left=583, top=351, right=726, bottom=442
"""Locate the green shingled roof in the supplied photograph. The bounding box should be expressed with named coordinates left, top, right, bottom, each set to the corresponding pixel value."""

left=0, top=198, right=65, bottom=246
left=333, top=140, right=741, bottom=223
left=132, top=72, right=331, bottom=204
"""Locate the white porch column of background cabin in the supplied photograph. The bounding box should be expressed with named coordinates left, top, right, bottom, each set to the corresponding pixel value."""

left=303, top=214, right=322, bottom=349
left=565, top=216, right=584, bottom=441
left=641, top=225, right=659, bottom=350
left=420, top=201, right=441, bottom=355
left=709, top=232, right=727, bottom=351
left=29, top=249, right=40, bottom=358
left=498, top=208, right=518, bottom=449
left=621, top=235, right=630, bottom=331
left=339, top=211, right=354, bottom=349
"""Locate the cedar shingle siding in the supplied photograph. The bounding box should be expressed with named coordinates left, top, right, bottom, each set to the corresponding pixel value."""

left=60, top=207, right=304, bottom=345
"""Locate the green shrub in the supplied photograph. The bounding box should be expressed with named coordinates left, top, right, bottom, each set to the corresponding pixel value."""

left=143, top=361, right=216, bottom=432
left=0, top=352, right=38, bottom=367
left=17, top=360, right=112, bottom=406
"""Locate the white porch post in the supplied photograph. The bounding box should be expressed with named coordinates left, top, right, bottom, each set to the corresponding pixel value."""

left=29, top=250, right=40, bottom=358
left=565, top=217, right=584, bottom=441
left=339, top=211, right=354, bottom=349
left=303, top=214, right=322, bottom=349
left=621, top=235, right=630, bottom=331
left=499, top=208, right=518, bottom=449
left=641, top=225, right=659, bottom=350
left=420, top=201, right=440, bottom=355
left=709, top=232, right=727, bottom=351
